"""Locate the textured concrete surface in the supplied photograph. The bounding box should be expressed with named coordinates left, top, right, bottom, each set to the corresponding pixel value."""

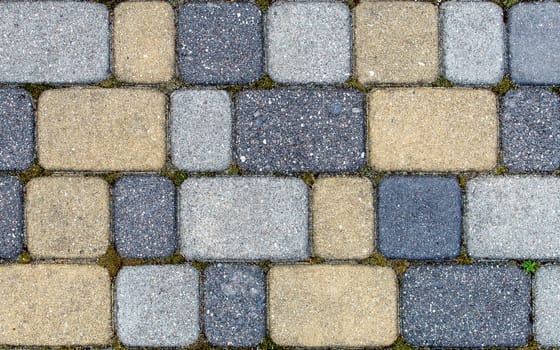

left=0, top=88, right=34, bottom=170
left=0, top=176, right=23, bottom=260
left=534, top=265, right=560, bottom=347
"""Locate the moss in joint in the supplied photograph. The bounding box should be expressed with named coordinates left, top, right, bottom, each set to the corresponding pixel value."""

left=391, top=336, right=417, bottom=350
left=97, top=244, right=122, bottom=279
left=457, top=175, right=468, bottom=191
left=17, top=251, right=32, bottom=264
left=431, top=75, right=454, bottom=88
left=550, top=86, right=560, bottom=95
left=23, top=83, right=53, bottom=101
left=388, top=259, right=410, bottom=278
left=101, top=172, right=124, bottom=186
left=361, top=251, right=387, bottom=266
left=495, top=165, right=508, bottom=175
left=258, top=260, right=272, bottom=271
left=455, top=248, right=473, bottom=265
left=302, top=172, right=315, bottom=187
left=191, top=261, right=209, bottom=271
left=96, top=75, right=124, bottom=89
left=344, top=77, right=369, bottom=93
left=347, top=0, right=360, bottom=9
left=161, top=169, right=189, bottom=187
left=491, top=75, right=517, bottom=96
left=227, top=163, right=243, bottom=176
left=260, top=336, right=290, bottom=350
left=15, top=163, right=52, bottom=185
left=254, top=0, right=271, bottom=12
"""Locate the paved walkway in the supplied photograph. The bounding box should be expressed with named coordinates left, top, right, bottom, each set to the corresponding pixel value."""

left=0, top=0, right=559, bottom=348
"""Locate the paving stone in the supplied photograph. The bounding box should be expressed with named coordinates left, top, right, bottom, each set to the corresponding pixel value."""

left=25, top=176, right=109, bottom=259
left=266, top=1, right=351, bottom=84
left=269, top=265, right=397, bottom=347
left=0, top=264, right=111, bottom=345
left=235, top=89, right=365, bottom=174
left=0, top=88, right=34, bottom=170
left=0, top=1, right=109, bottom=83
left=534, top=265, right=560, bottom=346
left=466, top=176, right=560, bottom=259
left=378, top=176, right=462, bottom=260
left=180, top=177, right=308, bottom=261
left=0, top=176, right=23, bottom=260
left=440, top=1, right=505, bottom=85
left=203, top=264, right=266, bottom=347
left=113, top=175, right=177, bottom=259
left=37, top=88, right=166, bottom=171
left=113, top=1, right=175, bottom=83
left=354, top=1, right=439, bottom=84
left=170, top=90, right=232, bottom=172
left=401, top=264, right=531, bottom=347
left=177, top=2, right=263, bottom=85
left=509, top=2, right=560, bottom=85
left=500, top=88, right=560, bottom=172
left=311, top=177, right=374, bottom=259
left=368, top=88, right=498, bottom=171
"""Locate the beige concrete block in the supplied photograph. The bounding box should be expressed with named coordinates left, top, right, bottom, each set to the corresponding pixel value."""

left=0, top=264, right=112, bottom=345
left=25, top=176, right=110, bottom=259
left=312, top=177, right=374, bottom=259
left=268, top=265, right=398, bottom=347
left=37, top=88, right=166, bottom=171
left=354, top=1, right=439, bottom=84
left=368, top=88, right=498, bottom=171
left=113, top=1, right=175, bottom=83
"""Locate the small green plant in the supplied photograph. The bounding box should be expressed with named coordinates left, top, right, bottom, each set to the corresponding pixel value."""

left=302, top=172, right=315, bottom=187
left=491, top=75, right=517, bottom=96
left=521, top=260, right=539, bottom=274
left=431, top=75, right=454, bottom=88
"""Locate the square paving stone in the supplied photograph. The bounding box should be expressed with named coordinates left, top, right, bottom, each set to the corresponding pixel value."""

left=401, top=265, right=531, bottom=347
left=0, top=88, right=34, bottom=170
left=377, top=176, right=462, bottom=260
left=440, top=1, right=505, bottom=85
left=500, top=88, right=560, bottom=172
left=509, top=2, right=560, bottom=85
left=0, top=176, right=23, bottom=260
left=266, top=1, right=351, bottom=84
left=113, top=175, right=177, bottom=259
left=203, top=264, right=266, bottom=347
left=177, top=2, right=263, bottom=85
left=115, top=265, right=200, bottom=347
left=534, top=265, right=560, bottom=346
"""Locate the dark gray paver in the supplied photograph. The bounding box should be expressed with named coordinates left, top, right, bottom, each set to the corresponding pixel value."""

left=0, top=176, right=23, bottom=260
left=115, top=265, right=200, bottom=347
left=113, top=175, right=177, bottom=259
left=0, top=1, right=110, bottom=83
left=0, top=89, right=34, bottom=170
left=401, top=264, right=531, bottom=347
left=235, top=89, right=365, bottom=174
left=509, top=2, right=560, bottom=85
left=534, top=265, right=560, bottom=347
left=500, top=88, right=560, bottom=172
left=204, top=264, right=266, bottom=347
left=377, top=176, right=461, bottom=260
left=177, top=2, right=263, bottom=85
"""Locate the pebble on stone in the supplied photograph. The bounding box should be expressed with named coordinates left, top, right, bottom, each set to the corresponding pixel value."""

left=0, top=89, right=34, bottom=170
left=0, top=176, right=23, bottom=260
left=177, top=2, right=263, bottom=85
left=113, top=175, right=177, bottom=259
left=235, top=89, right=365, bottom=174
left=401, top=264, right=531, bottom=347
left=534, top=265, right=560, bottom=347
left=203, top=264, right=266, bottom=347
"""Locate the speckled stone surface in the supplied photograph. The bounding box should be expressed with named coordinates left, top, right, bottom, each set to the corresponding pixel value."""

left=235, top=89, right=365, bottom=174
left=500, top=88, right=560, bottom=172
left=113, top=175, right=177, bottom=259
left=0, top=89, right=34, bottom=170
left=0, top=176, right=23, bottom=260
left=401, top=264, right=531, bottom=347
left=177, top=2, right=263, bottom=85
left=534, top=265, right=560, bottom=347
left=203, top=264, right=266, bottom=347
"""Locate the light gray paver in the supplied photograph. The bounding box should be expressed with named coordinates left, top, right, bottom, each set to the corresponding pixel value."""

left=534, top=265, right=560, bottom=347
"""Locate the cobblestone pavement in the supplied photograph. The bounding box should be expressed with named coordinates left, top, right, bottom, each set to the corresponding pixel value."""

left=0, top=0, right=559, bottom=348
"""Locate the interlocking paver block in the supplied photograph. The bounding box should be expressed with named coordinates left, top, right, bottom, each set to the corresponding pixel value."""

left=177, top=2, right=263, bottom=85
left=378, top=176, right=461, bottom=260
left=37, top=88, right=166, bottom=171
left=401, top=265, right=531, bottom=347
left=354, top=1, right=439, bottom=84
left=266, top=1, right=351, bottom=84
left=0, top=1, right=109, bottom=83
left=180, top=177, right=308, bottom=261
left=0, top=264, right=111, bottom=345
left=466, top=176, right=560, bottom=259
left=204, top=264, right=266, bottom=347
left=534, top=265, right=560, bottom=346
left=509, top=2, right=560, bottom=85
left=170, top=90, right=232, bottom=172
left=440, top=1, right=505, bottom=85
left=113, top=1, right=175, bottom=83
left=269, top=265, right=397, bottom=347
left=115, top=265, right=200, bottom=347
left=500, top=88, right=560, bottom=172
left=0, top=176, right=23, bottom=260
left=312, top=177, right=374, bottom=259
left=236, top=89, right=365, bottom=173
left=0, top=89, right=34, bottom=170
left=368, top=88, right=498, bottom=171
left=25, top=176, right=109, bottom=259
left=113, top=175, right=177, bottom=259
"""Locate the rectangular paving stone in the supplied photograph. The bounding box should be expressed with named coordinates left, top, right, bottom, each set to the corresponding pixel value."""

left=0, top=176, right=23, bottom=260
left=37, top=88, right=166, bottom=171
left=534, top=265, right=560, bottom=347
left=0, top=264, right=111, bottom=345
left=368, top=88, right=498, bottom=171
left=0, top=1, right=109, bottom=83
left=466, top=176, right=560, bottom=259
left=179, top=177, right=308, bottom=261
left=268, top=265, right=398, bottom=347
left=235, top=89, right=365, bottom=173
left=0, top=88, right=34, bottom=171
